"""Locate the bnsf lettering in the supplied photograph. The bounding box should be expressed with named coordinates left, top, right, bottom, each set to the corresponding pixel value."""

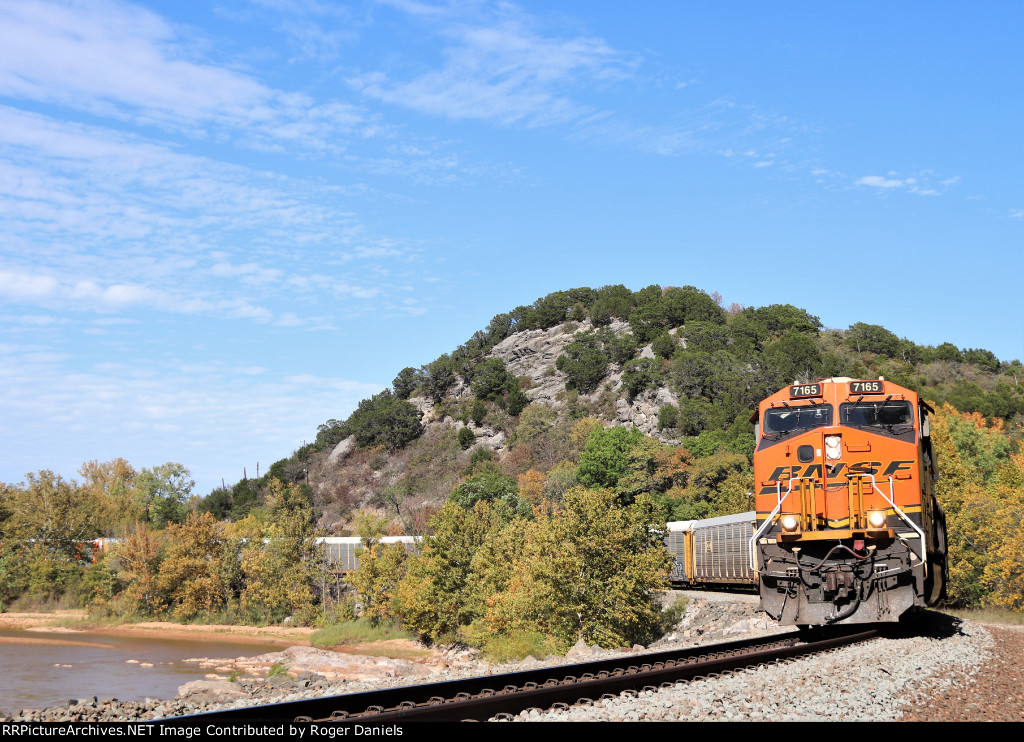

left=759, top=460, right=914, bottom=494
left=882, top=460, right=915, bottom=476
left=847, top=461, right=881, bottom=475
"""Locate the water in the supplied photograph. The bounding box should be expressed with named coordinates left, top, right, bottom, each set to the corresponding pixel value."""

left=0, top=628, right=284, bottom=712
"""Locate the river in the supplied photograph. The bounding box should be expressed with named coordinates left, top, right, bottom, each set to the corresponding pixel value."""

left=0, top=628, right=284, bottom=713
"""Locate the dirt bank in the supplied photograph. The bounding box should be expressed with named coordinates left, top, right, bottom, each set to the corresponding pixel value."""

left=0, top=611, right=314, bottom=647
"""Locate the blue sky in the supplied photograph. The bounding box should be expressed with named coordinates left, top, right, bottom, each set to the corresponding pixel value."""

left=1, top=0, right=1021, bottom=495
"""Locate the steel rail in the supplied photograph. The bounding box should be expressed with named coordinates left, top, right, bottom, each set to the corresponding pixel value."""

left=158, top=627, right=880, bottom=724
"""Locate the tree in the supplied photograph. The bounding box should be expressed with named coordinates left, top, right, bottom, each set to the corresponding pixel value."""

left=621, top=357, right=660, bottom=398
left=485, top=488, right=672, bottom=651
left=590, top=284, right=635, bottom=325
left=963, top=348, right=1000, bottom=373
left=421, top=355, right=457, bottom=402
left=556, top=331, right=610, bottom=394
left=237, top=480, right=323, bottom=623
left=449, top=473, right=530, bottom=518
left=517, top=469, right=547, bottom=504
left=650, top=331, right=678, bottom=359
left=158, top=512, right=228, bottom=620
left=394, top=501, right=508, bottom=643
left=344, top=389, right=424, bottom=450
left=763, top=331, right=823, bottom=384
left=613, top=438, right=691, bottom=502
left=392, top=367, right=421, bottom=400
left=507, top=384, right=530, bottom=416
left=471, top=357, right=513, bottom=401
left=845, top=322, right=901, bottom=357
left=348, top=540, right=409, bottom=625
left=115, top=525, right=167, bottom=616
left=198, top=487, right=233, bottom=521
left=576, top=425, right=645, bottom=492
left=78, top=458, right=139, bottom=536
left=230, top=478, right=261, bottom=521
left=135, top=463, right=194, bottom=529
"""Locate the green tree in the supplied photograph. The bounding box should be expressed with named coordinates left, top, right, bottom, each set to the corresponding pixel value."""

left=230, top=478, right=261, bottom=521
left=486, top=488, right=672, bottom=651
left=344, top=389, right=424, bottom=450
left=77, top=458, right=140, bottom=536
left=650, top=331, right=678, bottom=359
left=621, top=357, right=660, bottom=398
left=135, top=463, right=194, bottom=529
left=556, top=330, right=610, bottom=394
left=199, top=487, right=233, bottom=521
left=237, top=480, right=323, bottom=623
left=348, top=540, right=409, bottom=625
left=576, top=425, right=645, bottom=492
left=845, top=322, right=901, bottom=357
left=394, top=501, right=508, bottom=643
left=449, top=473, right=530, bottom=518
left=392, top=367, right=421, bottom=400
left=471, top=358, right=513, bottom=401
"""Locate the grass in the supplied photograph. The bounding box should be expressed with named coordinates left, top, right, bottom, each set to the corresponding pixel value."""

left=478, top=631, right=560, bottom=664
left=942, top=606, right=1024, bottom=625
left=310, top=619, right=417, bottom=649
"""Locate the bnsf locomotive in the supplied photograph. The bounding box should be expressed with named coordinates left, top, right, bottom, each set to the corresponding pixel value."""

left=750, top=377, right=947, bottom=625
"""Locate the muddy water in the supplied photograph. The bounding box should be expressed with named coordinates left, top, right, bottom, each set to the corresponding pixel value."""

left=0, top=629, right=284, bottom=712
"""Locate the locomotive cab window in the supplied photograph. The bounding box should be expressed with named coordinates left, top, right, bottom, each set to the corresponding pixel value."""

left=763, top=404, right=833, bottom=435
left=840, top=401, right=914, bottom=429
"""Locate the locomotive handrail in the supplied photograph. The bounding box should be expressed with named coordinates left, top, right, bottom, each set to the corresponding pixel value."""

left=857, top=474, right=927, bottom=566
left=748, top=477, right=805, bottom=570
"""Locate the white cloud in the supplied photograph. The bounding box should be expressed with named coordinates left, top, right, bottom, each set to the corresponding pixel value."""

left=350, top=8, right=631, bottom=127
left=0, top=0, right=368, bottom=151
left=857, top=175, right=906, bottom=189
left=855, top=172, right=956, bottom=196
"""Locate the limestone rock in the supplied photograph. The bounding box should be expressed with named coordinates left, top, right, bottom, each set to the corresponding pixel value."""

left=176, top=680, right=247, bottom=705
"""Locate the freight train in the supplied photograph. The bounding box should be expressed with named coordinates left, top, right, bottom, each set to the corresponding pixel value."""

left=751, top=376, right=947, bottom=625
left=667, top=377, right=948, bottom=627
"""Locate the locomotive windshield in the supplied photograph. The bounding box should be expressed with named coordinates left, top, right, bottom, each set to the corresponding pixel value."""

left=763, top=404, right=833, bottom=435
left=840, top=400, right=914, bottom=430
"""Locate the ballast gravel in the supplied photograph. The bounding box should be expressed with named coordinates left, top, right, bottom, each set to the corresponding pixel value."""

left=517, top=612, right=1013, bottom=722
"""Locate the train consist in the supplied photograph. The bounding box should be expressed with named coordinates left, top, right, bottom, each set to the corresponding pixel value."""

left=751, top=376, right=947, bottom=625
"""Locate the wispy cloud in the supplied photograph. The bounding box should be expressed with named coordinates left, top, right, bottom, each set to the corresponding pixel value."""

left=856, top=172, right=954, bottom=196
left=0, top=104, right=435, bottom=324
left=350, top=4, right=633, bottom=127
left=0, top=0, right=371, bottom=150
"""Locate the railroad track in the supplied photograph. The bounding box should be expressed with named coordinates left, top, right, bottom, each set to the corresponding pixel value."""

left=159, top=627, right=882, bottom=724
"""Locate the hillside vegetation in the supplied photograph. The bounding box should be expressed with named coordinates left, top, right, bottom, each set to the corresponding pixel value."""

left=2, top=285, right=1022, bottom=648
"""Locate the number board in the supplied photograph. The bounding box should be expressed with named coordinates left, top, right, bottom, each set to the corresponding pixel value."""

left=849, top=380, right=885, bottom=395
left=789, top=383, right=822, bottom=398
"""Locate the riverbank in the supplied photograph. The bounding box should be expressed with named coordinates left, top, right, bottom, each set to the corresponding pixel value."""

left=0, top=611, right=316, bottom=647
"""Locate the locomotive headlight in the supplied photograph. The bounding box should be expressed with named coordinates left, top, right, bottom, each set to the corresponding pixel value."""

left=867, top=510, right=886, bottom=529
left=781, top=514, right=800, bottom=533
left=825, top=435, right=842, bottom=461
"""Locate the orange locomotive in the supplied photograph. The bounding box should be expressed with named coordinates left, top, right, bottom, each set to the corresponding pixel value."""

left=750, top=377, right=947, bottom=625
